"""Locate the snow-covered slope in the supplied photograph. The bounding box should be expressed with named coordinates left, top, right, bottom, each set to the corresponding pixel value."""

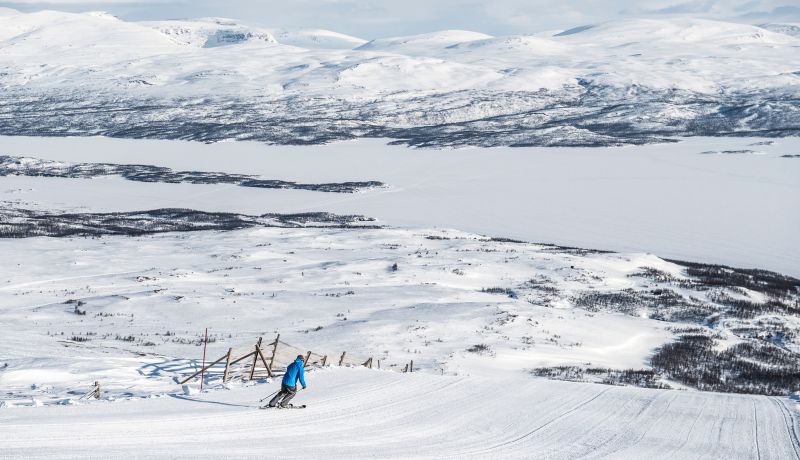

left=0, top=10, right=797, bottom=146
left=356, top=29, right=493, bottom=53
left=760, top=23, right=800, bottom=37
left=1, top=174, right=798, bottom=400
left=1, top=135, right=797, bottom=455
left=271, top=28, right=366, bottom=49
left=144, top=18, right=277, bottom=48
left=2, top=368, right=797, bottom=459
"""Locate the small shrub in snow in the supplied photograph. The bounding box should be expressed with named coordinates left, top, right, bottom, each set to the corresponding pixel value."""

left=467, top=344, right=491, bottom=354
left=481, top=287, right=517, bottom=298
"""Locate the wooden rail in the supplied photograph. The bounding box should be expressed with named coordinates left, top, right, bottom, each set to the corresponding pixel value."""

left=179, top=334, right=414, bottom=385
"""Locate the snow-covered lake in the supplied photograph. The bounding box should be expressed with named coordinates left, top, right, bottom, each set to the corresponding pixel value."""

left=2, top=135, right=797, bottom=276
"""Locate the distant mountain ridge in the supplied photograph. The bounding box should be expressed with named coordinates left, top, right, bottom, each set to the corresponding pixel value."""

left=0, top=9, right=797, bottom=147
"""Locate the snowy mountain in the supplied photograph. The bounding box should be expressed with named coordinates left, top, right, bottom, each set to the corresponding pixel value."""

left=760, top=22, right=800, bottom=37
left=0, top=9, right=797, bottom=146
left=143, top=18, right=278, bottom=48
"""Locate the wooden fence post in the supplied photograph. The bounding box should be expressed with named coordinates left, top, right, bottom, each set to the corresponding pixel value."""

left=179, top=353, right=229, bottom=384
left=322, top=355, right=327, bottom=366
left=268, top=334, right=280, bottom=374
left=200, top=327, right=208, bottom=391
left=222, top=348, right=233, bottom=383
left=377, top=360, right=380, bottom=369
left=339, top=351, right=346, bottom=366
left=256, top=346, right=273, bottom=378
left=409, top=360, right=413, bottom=373
left=249, top=337, right=263, bottom=381
left=403, top=363, right=408, bottom=373
left=304, top=351, right=312, bottom=366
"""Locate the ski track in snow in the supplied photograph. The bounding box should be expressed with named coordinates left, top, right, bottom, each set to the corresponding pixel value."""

left=1, top=368, right=798, bottom=459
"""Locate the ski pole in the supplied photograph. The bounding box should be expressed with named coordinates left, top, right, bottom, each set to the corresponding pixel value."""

left=260, top=390, right=279, bottom=403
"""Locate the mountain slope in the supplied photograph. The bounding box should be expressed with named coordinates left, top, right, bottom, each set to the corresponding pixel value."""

left=144, top=18, right=278, bottom=48
left=0, top=11, right=798, bottom=146
left=271, top=28, right=367, bottom=49
left=760, top=23, right=800, bottom=37
left=356, top=29, right=493, bottom=53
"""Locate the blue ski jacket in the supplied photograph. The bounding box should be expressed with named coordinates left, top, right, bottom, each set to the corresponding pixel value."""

left=282, top=358, right=306, bottom=388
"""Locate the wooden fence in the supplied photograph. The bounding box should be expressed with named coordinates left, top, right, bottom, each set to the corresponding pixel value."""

left=179, top=334, right=414, bottom=385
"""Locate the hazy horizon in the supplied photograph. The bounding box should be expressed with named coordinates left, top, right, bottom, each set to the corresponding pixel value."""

left=1, top=0, right=799, bottom=38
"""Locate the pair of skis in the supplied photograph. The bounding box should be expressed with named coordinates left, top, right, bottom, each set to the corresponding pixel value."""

left=259, top=404, right=306, bottom=410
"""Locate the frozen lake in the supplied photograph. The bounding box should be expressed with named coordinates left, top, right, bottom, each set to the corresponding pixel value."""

left=1, top=135, right=797, bottom=276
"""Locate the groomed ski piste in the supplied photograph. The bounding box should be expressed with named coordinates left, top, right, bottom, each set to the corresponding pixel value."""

left=3, top=367, right=800, bottom=459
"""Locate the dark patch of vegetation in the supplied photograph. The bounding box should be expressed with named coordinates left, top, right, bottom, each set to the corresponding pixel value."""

left=666, top=259, right=800, bottom=299
left=0, top=86, right=797, bottom=149
left=466, top=344, right=491, bottom=354
left=531, top=366, right=586, bottom=381
left=523, top=278, right=559, bottom=295
left=580, top=261, right=800, bottom=325
left=0, top=156, right=385, bottom=193
left=596, top=369, right=668, bottom=388
left=530, top=366, right=668, bottom=389
left=0, top=208, right=379, bottom=238
left=628, top=267, right=683, bottom=283
left=488, top=237, right=526, bottom=244
left=699, top=149, right=759, bottom=155
left=481, top=287, right=518, bottom=299
left=708, top=291, right=799, bottom=318
left=539, top=244, right=614, bottom=255
left=651, top=334, right=800, bottom=395
left=572, top=288, right=712, bottom=321
left=64, top=300, right=88, bottom=315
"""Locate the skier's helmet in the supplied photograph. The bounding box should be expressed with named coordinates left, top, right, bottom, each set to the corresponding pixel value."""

left=297, top=354, right=304, bottom=360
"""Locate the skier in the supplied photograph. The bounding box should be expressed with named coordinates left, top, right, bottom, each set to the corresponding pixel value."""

left=267, top=354, right=307, bottom=408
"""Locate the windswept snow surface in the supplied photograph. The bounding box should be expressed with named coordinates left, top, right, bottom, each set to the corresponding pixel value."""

left=270, top=28, right=367, bottom=49
left=2, top=368, right=799, bottom=459
left=0, top=10, right=798, bottom=146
